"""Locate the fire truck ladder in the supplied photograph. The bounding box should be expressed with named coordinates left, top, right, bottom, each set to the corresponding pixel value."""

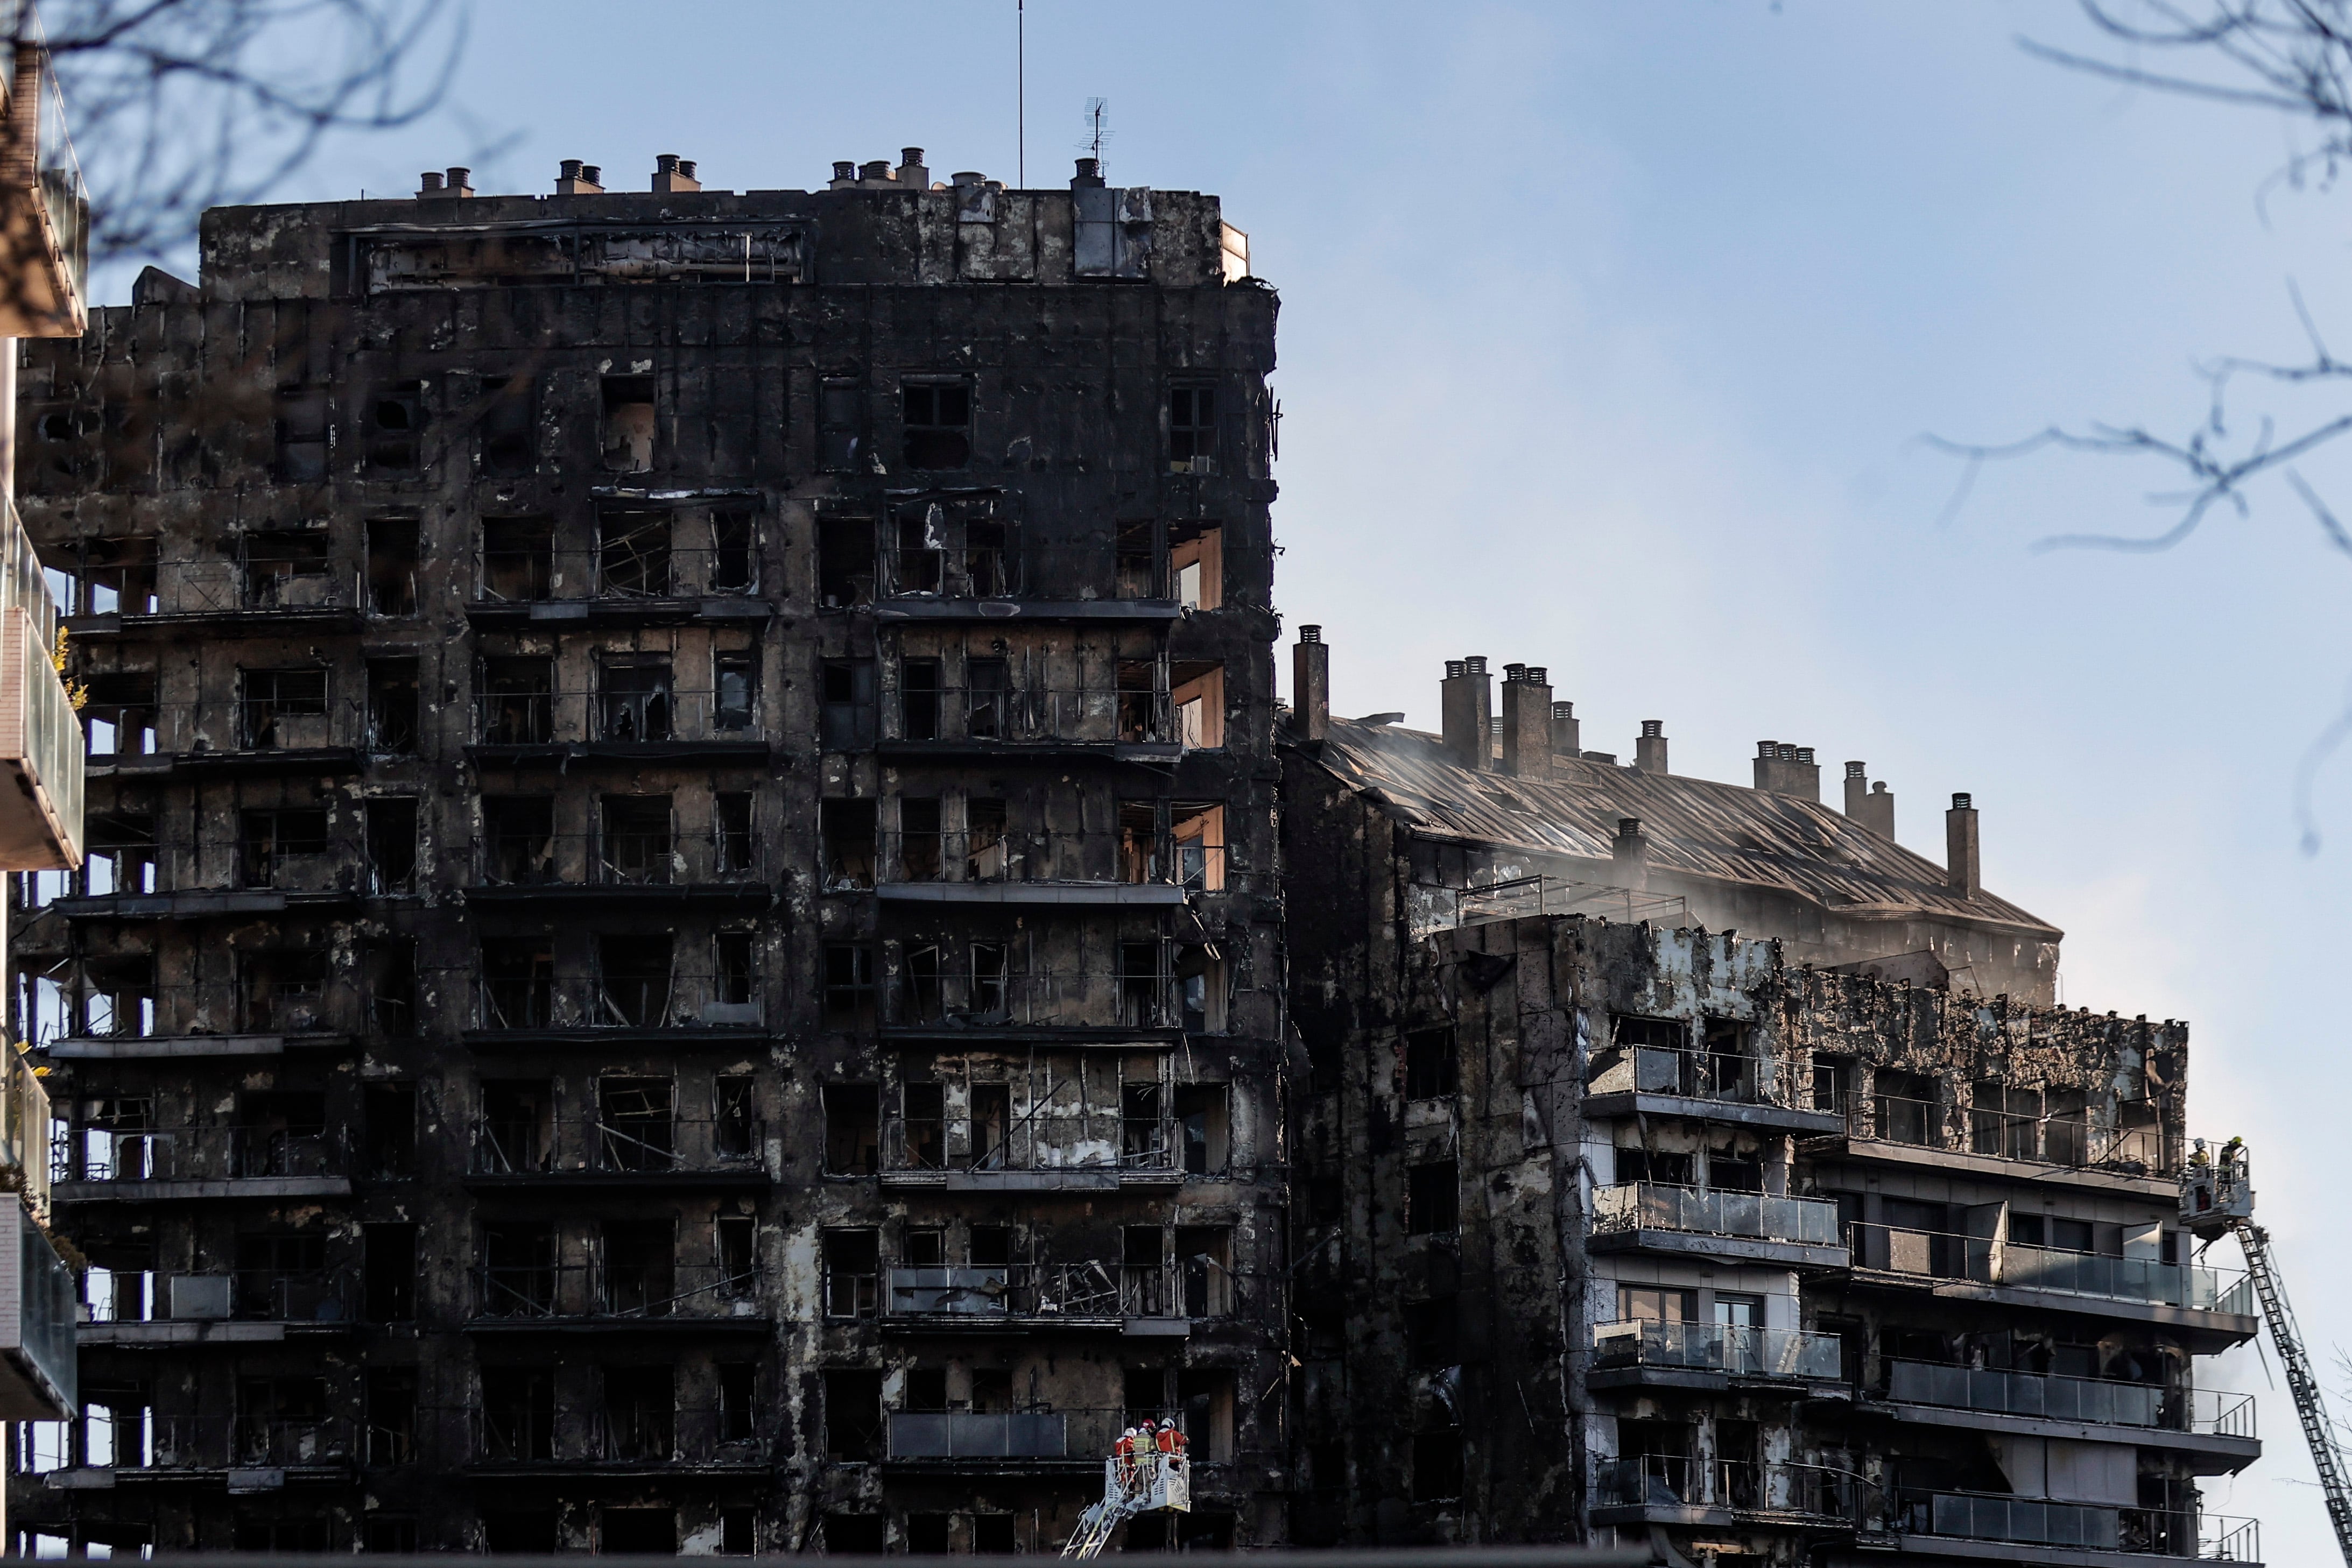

left=2237, top=1220, right=2352, bottom=1563
left=1060, top=1447, right=1191, bottom=1559
left=2183, top=1141, right=2352, bottom=1564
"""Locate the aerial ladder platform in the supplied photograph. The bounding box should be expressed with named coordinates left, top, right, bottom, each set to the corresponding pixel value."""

left=1060, top=1432, right=1191, bottom=1558
left=2181, top=1139, right=2352, bottom=1564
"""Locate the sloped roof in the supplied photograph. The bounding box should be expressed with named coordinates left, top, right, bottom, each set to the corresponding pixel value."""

left=1303, top=718, right=2060, bottom=939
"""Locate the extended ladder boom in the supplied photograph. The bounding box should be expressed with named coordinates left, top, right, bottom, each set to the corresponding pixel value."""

left=2236, top=1221, right=2352, bottom=1563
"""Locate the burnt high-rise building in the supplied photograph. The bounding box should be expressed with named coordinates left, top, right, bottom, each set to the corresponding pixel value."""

left=5, top=148, right=1284, bottom=1554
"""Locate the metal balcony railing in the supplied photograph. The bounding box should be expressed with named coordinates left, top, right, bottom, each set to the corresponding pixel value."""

left=1884, top=1359, right=2254, bottom=1437
left=1590, top=1183, right=1843, bottom=1247
left=473, top=972, right=762, bottom=1032
left=822, top=1261, right=1236, bottom=1323
left=1899, top=1492, right=2257, bottom=1560
left=1847, top=1223, right=2255, bottom=1313
left=51, top=1124, right=349, bottom=1185
left=82, top=1268, right=357, bottom=1325
left=1590, top=1319, right=1842, bottom=1380
left=879, top=828, right=1226, bottom=893
left=1586, top=1041, right=1783, bottom=1105
left=472, top=829, right=764, bottom=888
left=884, top=971, right=1189, bottom=1033
left=20, top=980, right=354, bottom=1045
left=879, top=1116, right=1182, bottom=1178
left=886, top=1407, right=1195, bottom=1463
left=15, top=1412, right=356, bottom=1474
left=471, top=687, right=761, bottom=746
left=467, top=1114, right=764, bottom=1176
left=1593, top=1455, right=1876, bottom=1520
left=474, top=545, right=762, bottom=604
left=1851, top=1092, right=2181, bottom=1175
left=888, top=683, right=1175, bottom=748
left=470, top=1260, right=764, bottom=1322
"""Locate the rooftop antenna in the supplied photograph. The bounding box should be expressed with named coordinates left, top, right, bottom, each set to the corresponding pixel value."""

left=1017, top=0, right=1024, bottom=187
left=1085, top=96, right=1109, bottom=175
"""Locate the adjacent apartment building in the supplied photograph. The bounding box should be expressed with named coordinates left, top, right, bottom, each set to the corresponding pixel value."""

left=1282, top=638, right=2264, bottom=1565
left=3, top=148, right=1285, bottom=1553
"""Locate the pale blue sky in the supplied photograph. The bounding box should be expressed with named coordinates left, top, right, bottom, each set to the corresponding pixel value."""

left=125, top=2, right=2352, bottom=1551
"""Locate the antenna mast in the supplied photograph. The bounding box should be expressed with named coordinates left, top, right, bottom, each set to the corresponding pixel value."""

left=1085, top=97, right=1109, bottom=177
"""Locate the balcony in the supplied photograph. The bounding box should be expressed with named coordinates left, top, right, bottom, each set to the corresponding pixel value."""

left=1590, top=1455, right=1874, bottom=1528
left=1589, top=1183, right=1848, bottom=1267
left=67, top=695, right=368, bottom=781
left=877, top=969, right=1203, bottom=1044
left=27, top=980, right=356, bottom=1060
left=58, top=559, right=366, bottom=637
left=466, top=1404, right=770, bottom=1476
left=467, top=830, right=772, bottom=910
left=467, top=972, right=767, bottom=1046
left=1589, top=1319, right=1843, bottom=1392
left=467, top=540, right=771, bottom=630
left=467, top=686, right=769, bottom=768
left=0, top=38, right=87, bottom=338
left=1877, top=1360, right=2258, bottom=1471
left=50, top=1124, right=351, bottom=1202
left=828, top=1261, right=1221, bottom=1338
left=874, top=682, right=1184, bottom=765
left=1844, top=1223, right=2257, bottom=1332
left=0, top=1199, right=75, bottom=1419
left=465, top=1114, right=769, bottom=1190
left=1897, top=1492, right=2258, bottom=1563
left=0, top=500, right=82, bottom=871
left=878, top=1116, right=1186, bottom=1192
left=863, top=530, right=1187, bottom=624
left=1814, top=1090, right=2183, bottom=1190
left=1582, top=1039, right=1841, bottom=1136
left=872, top=828, right=1223, bottom=910
left=18, top=1412, right=356, bottom=1485
left=77, top=1267, right=358, bottom=1346
left=467, top=1261, right=769, bottom=1333
left=884, top=1407, right=1200, bottom=1475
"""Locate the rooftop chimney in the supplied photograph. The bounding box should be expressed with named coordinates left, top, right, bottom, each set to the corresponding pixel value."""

left=897, top=147, right=930, bottom=189
left=417, top=167, right=472, bottom=200
left=1551, top=701, right=1580, bottom=759
left=1073, top=157, right=1105, bottom=188
left=1292, top=626, right=1330, bottom=744
left=1440, top=656, right=1493, bottom=772
left=652, top=154, right=701, bottom=194
left=1635, top=719, right=1670, bottom=775
left=1611, top=817, right=1650, bottom=892
left=829, top=161, right=858, bottom=189
left=1946, top=793, right=1980, bottom=899
left=1752, top=741, right=1821, bottom=800
left=1500, top=665, right=1553, bottom=780
left=1845, top=761, right=1895, bottom=841
left=555, top=158, right=604, bottom=196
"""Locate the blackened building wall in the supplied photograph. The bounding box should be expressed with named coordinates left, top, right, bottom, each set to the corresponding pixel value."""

left=4, top=149, right=1287, bottom=1554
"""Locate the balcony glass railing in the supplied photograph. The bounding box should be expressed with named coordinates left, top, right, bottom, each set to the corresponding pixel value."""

left=1901, top=1492, right=2258, bottom=1560
left=1592, top=1319, right=1842, bottom=1380
left=886, top=1407, right=1195, bottom=1463
left=0, top=585, right=82, bottom=868
left=1592, top=1183, right=1843, bottom=1247
left=1848, top=1224, right=2255, bottom=1315
left=1586, top=1042, right=1780, bottom=1105
left=1884, top=1360, right=2255, bottom=1437
left=825, top=1261, right=1238, bottom=1323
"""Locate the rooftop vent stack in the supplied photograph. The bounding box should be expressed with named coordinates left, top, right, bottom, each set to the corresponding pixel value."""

left=1946, top=793, right=1981, bottom=899
left=1752, top=740, right=1822, bottom=801
left=554, top=159, right=604, bottom=196
left=444, top=167, right=473, bottom=197
left=652, top=154, right=701, bottom=194
left=1292, top=626, right=1330, bottom=744
left=1611, top=817, right=1651, bottom=892
left=829, top=161, right=859, bottom=190
left=1073, top=157, right=1105, bottom=188
left=1440, top=658, right=1492, bottom=772
left=1844, top=761, right=1896, bottom=840
left=859, top=159, right=894, bottom=185
left=1551, top=701, right=1580, bottom=759
left=1843, top=761, right=1870, bottom=816
left=897, top=147, right=930, bottom=189
left=1635, top=719, right=1670, bottom=775
left=1500, top=665, right=1554, bottom=780
left=416, top=170, right=442, bottom=197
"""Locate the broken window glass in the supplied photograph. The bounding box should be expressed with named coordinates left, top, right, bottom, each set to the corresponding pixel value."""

left=1168, top=385, right=1216, bottom=471
left=900, top=658, right=942, bottom=740
left=598, top=660, right=673, bottom=741
left=714, top=653, right=756, bottom=731
left=714, top=793, right=754, bottom=874
left=821, top=799, right=877, bottom=890
left=711, top=508, right=756, bottom=592
left=596, top=933, right=673, bottom=1027
left=241, top=529, right=332, bottom=611
left=365, top=797, right=419, bottom=895
left=893, top=508, right=945, bottom=596
left=480, top=656, right=555, bottom=745
left=898, top=798, right=943, bottom=881
left=479, top=938, right=553, bottom=1031
left=597, top=508, right=673, bottom=597
left=819, top=379, right=863, bottom=473
left=816, top=516, right=875, bottom=608
left=479, top=515, right=554, bottom=602
left=367, top=382, right=423, bottom=470
left=365, top=518, right=419, bottom=616
left=820, top=658, right=876, bottom=750
left=965, top=798, right=1009, bottom=881
left=822, top=944, right=876, bottom=1030
left=367, top=658, right=419, bottom=754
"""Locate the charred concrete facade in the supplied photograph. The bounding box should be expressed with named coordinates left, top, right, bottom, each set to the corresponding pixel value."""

left=3, top=150, right=1286, bottom=1553
left=1282, top=641, right=2263, bottom=1564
